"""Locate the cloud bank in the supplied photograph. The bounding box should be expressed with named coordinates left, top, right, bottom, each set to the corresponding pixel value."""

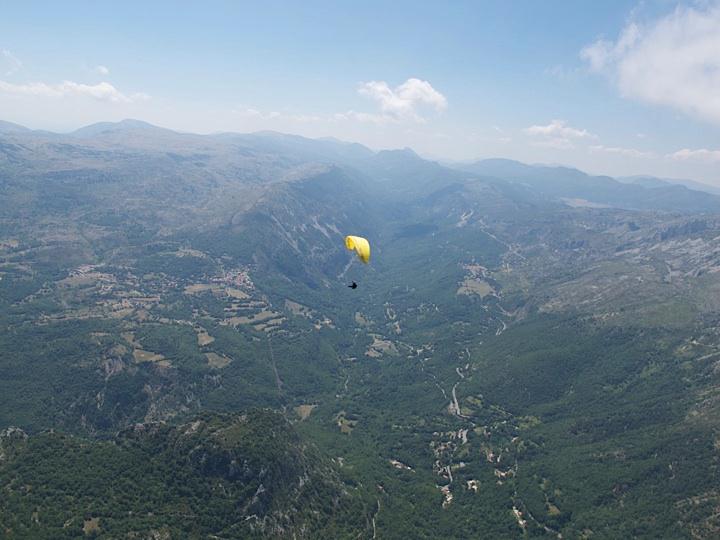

left=590, top=144, right=654, bottom=159
left=0, top=80, right=148, bottom=103
left=581, top=5, right=720, bottom=124
left=668, top=148, right=720, bottom=162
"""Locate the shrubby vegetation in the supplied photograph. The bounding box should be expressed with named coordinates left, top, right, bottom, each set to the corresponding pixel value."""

left=2, top=125, right=720, bottom=537
left=0, top=411, right=371, bottom=538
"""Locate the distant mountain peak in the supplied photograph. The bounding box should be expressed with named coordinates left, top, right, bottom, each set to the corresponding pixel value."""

left=376, top=147, right=422, bottom=161
left=0, top=120, right=31, bottom=133
left=116, top=118, right=156, bottom=128
left=71, top=118, right=170, bottom=137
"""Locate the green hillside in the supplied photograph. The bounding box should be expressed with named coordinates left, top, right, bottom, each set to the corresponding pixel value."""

left=1, top=122, right=720, bottom=538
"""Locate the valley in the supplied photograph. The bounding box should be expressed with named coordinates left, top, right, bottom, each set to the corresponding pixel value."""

left=1, top=121, right=720, bottom=538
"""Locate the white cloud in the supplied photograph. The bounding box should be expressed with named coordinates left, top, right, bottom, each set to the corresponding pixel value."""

left=580, top=22, right=641, bottom=71
left=333, top=110, right=390, bottom=124
left=358, top=78, right=447, bottom=122
left=524, top=119, right=594, bottom=150
left=230, top=79, right=447, bottom=128
left=532, top=137, right=576, bottom=150
left=234, top=104, right=420, bottom=126
left=524, top=119, right=593, bottom=139
left=668, top=148, right=720, bottom=162
left=95, top=65, right=110, bottom=75
left=288, top=113, right=324, bottom=123
left=590, top=144, right=654, bottom=158
left=1, top=49, right=22, bottom=76
left=0, top=79, right=147, bottom=103
left=581, top=5, right=720, bottom=124
left=233, top=107, right=279, bottom=120
left=232, top=108, right=326, bottom=123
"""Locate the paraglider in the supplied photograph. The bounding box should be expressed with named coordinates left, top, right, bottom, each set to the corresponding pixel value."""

left=345, top=235, right=370, bottom=264
left=344, top=235, right=370, bottom=289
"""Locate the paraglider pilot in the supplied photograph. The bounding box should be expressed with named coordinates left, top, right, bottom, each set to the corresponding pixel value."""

left=344, top=236, right=369, bottom=290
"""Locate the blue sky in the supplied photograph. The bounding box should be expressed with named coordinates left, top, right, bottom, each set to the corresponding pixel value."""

left=1, top=1, right=719, bottom=183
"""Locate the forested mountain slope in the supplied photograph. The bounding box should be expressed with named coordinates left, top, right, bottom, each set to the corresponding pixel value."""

left=2, top=121, right=720, bottom=538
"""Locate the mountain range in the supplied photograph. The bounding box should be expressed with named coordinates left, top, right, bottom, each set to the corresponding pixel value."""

left=1, top=119, right=720, bottom=538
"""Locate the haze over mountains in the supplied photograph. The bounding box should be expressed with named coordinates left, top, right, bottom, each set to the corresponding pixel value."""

left=3, top=118, right=720, bottom=208
left=2, top=119, right=720, bottom=538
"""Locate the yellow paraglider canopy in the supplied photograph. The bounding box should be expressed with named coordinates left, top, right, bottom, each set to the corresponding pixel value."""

left=345, top=235, right=371, bottom=264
